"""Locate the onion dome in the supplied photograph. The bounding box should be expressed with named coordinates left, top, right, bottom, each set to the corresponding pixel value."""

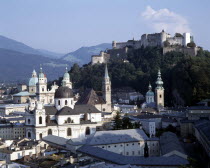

left=146, top=83, right=154, bottom=96
left=39, top=66, right=45, bottom=78
left=55, top=86, right=73, bottom=99
left=63, top=67, right=70, bottom=79
left=156, top=70, right=164, bottom=88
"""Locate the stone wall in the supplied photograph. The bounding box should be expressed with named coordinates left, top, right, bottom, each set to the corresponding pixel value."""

left=163, top=46, right=199, bottom=56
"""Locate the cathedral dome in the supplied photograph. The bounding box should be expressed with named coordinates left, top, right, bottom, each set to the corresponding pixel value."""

left=29, top=77, right=38, bottom=86
left=55, top=86, right=73, bottom=99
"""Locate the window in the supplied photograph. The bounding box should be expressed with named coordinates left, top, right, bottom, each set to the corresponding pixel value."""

left=67, top=117, right=71, bottom=123
left=28, top=132, right=31, bottom=138
left=160, top=94, right=162, bottom=98
left=58, top=100, right=60, bottom=105
left=85, top=127, right=90, bottom=135
left=132, top=151, right=135, bottom=155
left=39, top=133, right=42, bottom=139
left=108, top=146, right=110, bottom=148
left=138, top=151, right=141, bottom=155
left=28, top=119, right=31, bottom=124
left=39, top=116, right=42, bottom=124
left=65, top=100, right=68, bottom=105
left=127, top=144, right=129, bottom=146
left=48, top=129, right=52, bottom=135
left=42, top=88, right=44, bottom=92
left=102, top=146, right=104, bottom=148
left=67, top=128, right=72, bottom=136
left=114, top=145, right=117, bottom=147
left=46, top=115, right=50, bottom=123
left=126, top=152, right=129, bottom=155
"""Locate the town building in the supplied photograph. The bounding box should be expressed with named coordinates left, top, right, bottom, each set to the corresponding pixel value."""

left=67, top=129, right=160, bottom=156
left=0, top=104, right=27, bottom=116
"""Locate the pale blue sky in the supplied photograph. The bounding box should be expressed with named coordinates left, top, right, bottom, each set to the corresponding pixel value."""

left=0, top=0, right=209, bottom=53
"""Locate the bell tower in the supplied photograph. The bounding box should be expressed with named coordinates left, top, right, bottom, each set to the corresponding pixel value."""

left=62, top=66, right=72, bottom=89
left=102, top=64, right=111, bottom=111
left=155, top=70, right=164, bottom=109
left=36, top=65, right=47, bottom=103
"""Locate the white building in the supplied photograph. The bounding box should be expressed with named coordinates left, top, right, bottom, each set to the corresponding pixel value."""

left=67, top=129, right=160, bottom=157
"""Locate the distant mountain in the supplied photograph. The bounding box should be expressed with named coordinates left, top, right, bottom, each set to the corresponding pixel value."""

left=0, top=48, right=71, bottom=82
left=0, top=35, right=63, bottom=59
left=61, top=43, right=112, bottom=64
left=36, top=49, right=64, bottom=59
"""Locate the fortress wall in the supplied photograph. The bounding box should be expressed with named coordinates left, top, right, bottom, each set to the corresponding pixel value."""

left=163, top=47, right=199, bottom=56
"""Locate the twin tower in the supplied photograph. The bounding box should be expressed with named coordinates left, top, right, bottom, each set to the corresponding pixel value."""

left=146, top=70, right=164, bottom=109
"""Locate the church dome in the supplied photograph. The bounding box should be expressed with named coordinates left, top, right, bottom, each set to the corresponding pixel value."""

left=146, top=91, right=154, bottom=96
left=29, top=77, right=38, bottom=86
left=63, top=72, right=70, bottom=79
left=55, top=86, right=73, bottom=99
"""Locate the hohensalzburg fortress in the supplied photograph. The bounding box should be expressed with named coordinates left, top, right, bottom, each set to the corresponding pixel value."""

left=112, top=30, right=191, bottom=49
left=92, top=30, right=198, bottom=65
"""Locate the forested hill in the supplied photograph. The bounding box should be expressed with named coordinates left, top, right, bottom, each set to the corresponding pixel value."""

left=55, top=46, right=210, bottom=107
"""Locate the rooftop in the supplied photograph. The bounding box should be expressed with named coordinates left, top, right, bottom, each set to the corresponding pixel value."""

left=77, top=145, right=189, bottom=166
left=88, top=129, right=149, bottom=145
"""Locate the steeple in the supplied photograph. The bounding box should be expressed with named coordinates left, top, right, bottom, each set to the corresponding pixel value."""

left=39, top=65, right=45, bottom=79
left=32, top=69, right=37, bottom=77
left=62, top=66, right=72, bottom=89
left=146, top=82, right=154, bottom=104
left=105, top=64, right=109, bottom=79
left=102, top=64, right=112, bottom=112
left=155, top=69, right=164, bottom=109
left=156, top=69, right=163, bottom=89
left=148, top=82, right=152, bottom=90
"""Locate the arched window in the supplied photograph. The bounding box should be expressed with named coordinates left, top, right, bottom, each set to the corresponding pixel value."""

left=85, top=127, right=90, bottom=135
left=65, top=100, right=68, bottom=105
left=46, top=115, right=50, bottom=123
left=28, top=132, right=31, bottom=138
left=42, top=88, right=44, bottom=92
left=39, top=116, right=42, bottom=124
left=67, top=128, right=72, bottom=136
left=48, top=129, right=52, bottom=135
left=58, top=100, right=60, bottom=105
left=160, top=94, right=162, bottom=98
left=39, top=133, right=42, bottom=139
left=67, top=117, right=71, bottom=123
left=28, top=119, right=31, bottom=125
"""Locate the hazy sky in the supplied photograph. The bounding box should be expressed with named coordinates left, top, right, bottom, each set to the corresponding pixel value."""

left=0, top=0, right=209, bottom=53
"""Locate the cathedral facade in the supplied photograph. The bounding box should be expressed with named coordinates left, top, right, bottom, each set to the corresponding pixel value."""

left=25, top=65, right=112, bottom=140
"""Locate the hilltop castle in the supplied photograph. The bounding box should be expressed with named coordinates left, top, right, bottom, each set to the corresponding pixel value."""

left=91, top=30, right=199, bottom=65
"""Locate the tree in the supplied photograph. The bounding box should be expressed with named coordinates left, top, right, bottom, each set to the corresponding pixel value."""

left=187, top=42, right=196, bottom=48
left=114, top=112, right=122, bottom=129
left=122, top=117, right=133, bottom=129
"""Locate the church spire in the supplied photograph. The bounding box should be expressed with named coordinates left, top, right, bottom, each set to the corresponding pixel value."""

left=148, top=82, right=152, bottom=90
left=105, top=64, right=109, bottom=79
left=156, top=69, right=163, bottom=89
left=40, top=64, right=42, bottom=73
